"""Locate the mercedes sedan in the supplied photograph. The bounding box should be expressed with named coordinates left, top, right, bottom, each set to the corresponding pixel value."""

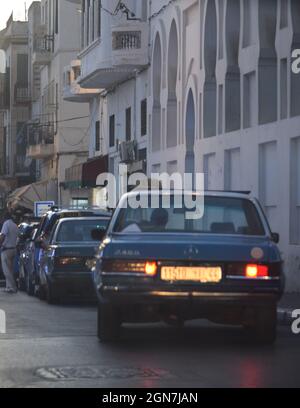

left=93, top=191, right=285, bottom=344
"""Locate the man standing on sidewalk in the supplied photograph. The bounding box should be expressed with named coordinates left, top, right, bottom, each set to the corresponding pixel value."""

left=0, top=213, right=19, bottom=294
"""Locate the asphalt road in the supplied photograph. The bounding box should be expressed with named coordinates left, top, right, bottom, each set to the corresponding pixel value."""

left=0, top=292, right=299, bottom=388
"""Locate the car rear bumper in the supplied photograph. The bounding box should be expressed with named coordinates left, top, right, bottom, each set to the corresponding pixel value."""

left=97, top=283, right=282, bottom=306
left=49, top=272, right=96, bottom=299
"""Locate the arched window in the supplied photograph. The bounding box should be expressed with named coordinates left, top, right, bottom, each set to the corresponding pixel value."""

left=167, top=21, right=179, bottom=148
left=152, top=34, right=162, bottom=152
left=225, top=0, right=241, bottom=132
left=203, top=0, right=217, bottom=138
left=185, top=89, right=196, bottom=186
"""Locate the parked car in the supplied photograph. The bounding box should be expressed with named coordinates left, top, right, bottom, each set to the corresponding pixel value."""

left=18, top=225, right=39, bottom=294
left=92, top=190, right=285, bottom=344
left=38, top=216, right=110, bottom=304
left=16, top=222, right=39, bottom=288
left=25, top=208, right=111, bottom=298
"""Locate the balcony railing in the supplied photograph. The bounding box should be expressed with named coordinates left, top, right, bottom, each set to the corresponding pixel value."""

left=112, top=31, right=142, bottom=50
left=27, top=122, right=55, bottom=160
left=32, top=35, right=52, bottom=66
left=79, top=22, right=148, bottom=89
left=14, top=84, right=31, bottom=105
left=28, top=123, right=55, bottom=146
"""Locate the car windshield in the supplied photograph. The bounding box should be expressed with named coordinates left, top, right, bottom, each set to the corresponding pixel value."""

left=113, top=194, right=265, bottom=236
left=56, top=219, right=109, bottom=243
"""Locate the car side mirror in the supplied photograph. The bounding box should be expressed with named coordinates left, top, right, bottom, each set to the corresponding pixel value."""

left=91, top=228, right=106, bottom=241
left=271, top=233, right=280, bottom=244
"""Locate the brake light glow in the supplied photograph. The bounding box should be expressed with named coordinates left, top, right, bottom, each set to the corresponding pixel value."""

left=245, top=264, right=269, bottom=279
left=56, top=257, right=82, bottom=267
left=102, top=260, right=158, bottom=276
left=145, top=262, right=158, bottom=276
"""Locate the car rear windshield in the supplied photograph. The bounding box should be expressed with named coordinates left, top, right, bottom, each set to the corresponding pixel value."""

left=43, top=211, right=109, bottom=236
left=56, top=219, right=109, bottom=243
left=113, top=195, right=266, bottom=236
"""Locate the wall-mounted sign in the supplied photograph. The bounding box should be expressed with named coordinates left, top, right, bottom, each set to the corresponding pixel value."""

left=34, top=201, right=55, bottom=218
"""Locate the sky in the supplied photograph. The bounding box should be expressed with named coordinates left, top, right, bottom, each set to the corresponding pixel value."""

left=0, top=1, right=34, bottom=72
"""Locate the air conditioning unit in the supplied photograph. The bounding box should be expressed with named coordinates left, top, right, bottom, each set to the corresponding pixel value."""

left=119, top=140, right=137, bottom=163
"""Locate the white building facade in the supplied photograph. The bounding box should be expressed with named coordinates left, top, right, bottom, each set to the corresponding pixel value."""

left=66, top=0, right=300, bottom=291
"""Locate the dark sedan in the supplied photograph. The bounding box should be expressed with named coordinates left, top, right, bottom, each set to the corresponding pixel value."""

left=93, top=190, right=285, bottom=344
left=39, top=217, right=110, bottom=304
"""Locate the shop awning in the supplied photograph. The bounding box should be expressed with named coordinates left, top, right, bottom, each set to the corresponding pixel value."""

left=7, top=180, right=57, bottom=212
left=82, top=155, right=108, bottom=188
left=65, top=155, right=109, bottom=189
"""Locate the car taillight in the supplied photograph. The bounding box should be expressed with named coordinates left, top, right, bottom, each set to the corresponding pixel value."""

left=102, top=260, right=157, bottom=276
left=145, top=262, right=157, bottom=276
left=245, top=264, right=269, bottom=279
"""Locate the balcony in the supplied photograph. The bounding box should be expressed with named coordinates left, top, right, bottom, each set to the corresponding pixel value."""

left=27, top=143, right=54, bottom=159
left=26, top=124, right=55, bottom=159
left=79, top=22, right=148, bottom=89
left=63, top=60, right=100, bottom=103
left=14, top=84, right=31, bottom=105
left=32, top=27, right=52, bottom=66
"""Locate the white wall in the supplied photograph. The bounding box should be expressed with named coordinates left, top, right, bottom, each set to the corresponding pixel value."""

left=81, top=0, right=300, bottom=290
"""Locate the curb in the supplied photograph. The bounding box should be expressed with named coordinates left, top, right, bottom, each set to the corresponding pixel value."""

left=277, top=308, right=294, bottom=326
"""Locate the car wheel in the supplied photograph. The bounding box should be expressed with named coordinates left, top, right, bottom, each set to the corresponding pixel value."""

left=246, top=305, right=277, bottom=345
left=18, top=265, right=26, bottom=292
left=26, top=271, right=35, bottom=297
left=46, top=281, right=60, bottom=305
left=37, top=283, right=46, bottom=300
left=97, top=303, right=120, bottom=343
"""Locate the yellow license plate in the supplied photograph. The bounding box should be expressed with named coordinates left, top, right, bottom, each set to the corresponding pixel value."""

left=161, top=266, right=222, bottom=283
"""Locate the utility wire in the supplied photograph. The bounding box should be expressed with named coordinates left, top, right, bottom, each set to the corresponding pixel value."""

left=149, top=0, right=178, bottom=21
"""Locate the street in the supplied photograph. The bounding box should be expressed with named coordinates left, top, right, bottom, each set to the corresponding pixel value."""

left=0, top=292, right=299, bottom=388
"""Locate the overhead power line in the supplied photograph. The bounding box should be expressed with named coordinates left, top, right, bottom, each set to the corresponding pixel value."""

left=149, top=0, right=178, bottom=21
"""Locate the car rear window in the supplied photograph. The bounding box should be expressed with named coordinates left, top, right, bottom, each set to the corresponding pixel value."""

left=43, top=211, right=110, bottom=236
left=113, top=195, right=265, bottom=236
left=56, top=219, right=109, bottom=243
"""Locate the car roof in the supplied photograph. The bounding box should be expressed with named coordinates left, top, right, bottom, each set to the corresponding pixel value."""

left=123, top=190, right=253, bottom=200
left=46, top=209, right=111, bottom=217
left=57, top=216, right=110, bottom=222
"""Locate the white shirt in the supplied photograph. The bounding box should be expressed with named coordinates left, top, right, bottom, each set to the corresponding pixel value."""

left=121, top=223, right=142, bottom=233
left=1, top=219, right=19, bottom=248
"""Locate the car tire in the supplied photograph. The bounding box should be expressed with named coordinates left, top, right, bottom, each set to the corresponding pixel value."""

left=46, top=281, right=60, bottom=305
left=37, top=284, right=46, bottom=300
left=97, top=303, right=120, bottom=343
left=18, top=266, right=26, bottom=292
left=26, top=271, right=35, bottom=297
left=246, top=305, right=277, bottom=345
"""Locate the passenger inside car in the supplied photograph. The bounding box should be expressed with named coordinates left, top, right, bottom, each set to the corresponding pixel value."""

left=121, top=208, right=169, bottom=233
